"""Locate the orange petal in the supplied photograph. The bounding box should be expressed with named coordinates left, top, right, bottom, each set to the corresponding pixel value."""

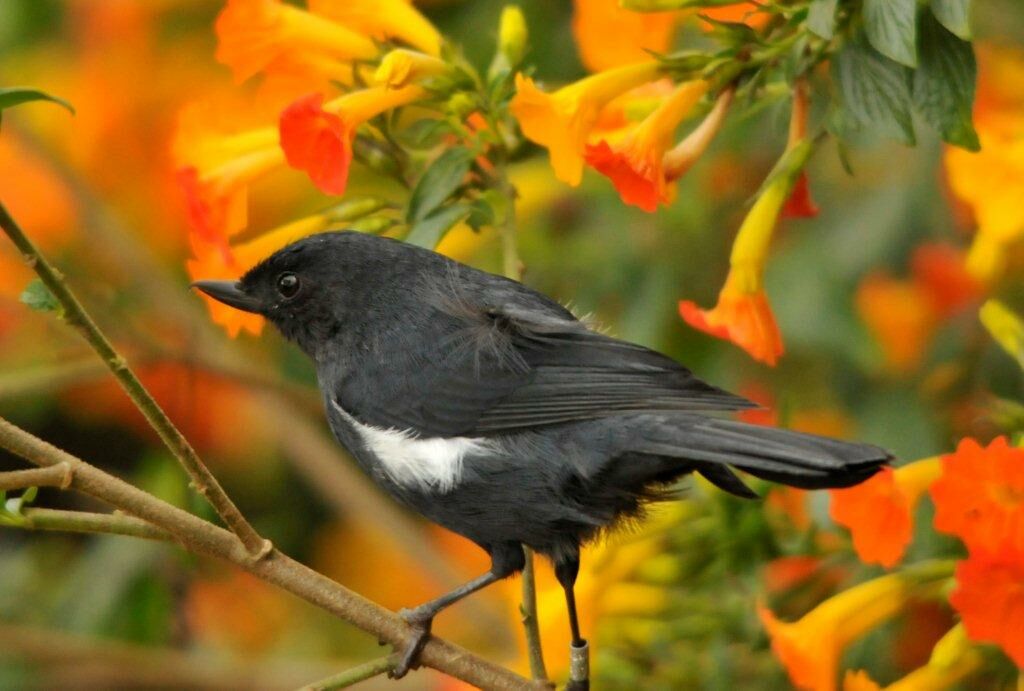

left=782, top=171, right=819, bottom=218
left=584, top=140, right=662, bottom=212
left=830, top=467, right=912, bottom=568
left=949, top=548, right=1024, bottom=667
left=176, top=166, right=246, bottom=252
left=679, top=288, right=783, bottom=366
left=279, top=93, right=352, bottom=195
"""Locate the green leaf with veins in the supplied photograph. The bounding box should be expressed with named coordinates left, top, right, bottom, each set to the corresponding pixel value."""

left=930, top=0, right=972, bottom=40
left=832, top=36, right=916, bottom=145
left=913, top=11, right=979, bottom=151
left=863, top=0, right=918, bottom=67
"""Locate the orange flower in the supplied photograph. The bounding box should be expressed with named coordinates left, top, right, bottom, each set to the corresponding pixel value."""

left=278, top=86, right=425, bottom=195
left=308, top=0, right=442, bottom=57
left=949, top=548, right=1024, bottom=667
left=759, top=566, right=950, bottom=691
left=510, top=62, right=663, bottom=185
left=571, top=0, right=677, bottom=72
left=767, top=487, right=810, bottom=531
left=909, top=243, right=981, bottom=317
left=782, top=82, right=818, bottom=219
left=931, top=437, right=1024, bottom=553
left=855, top=273, right=937, bottom=375
left=829, top=459, right=942, bottom=568
left=186, top=570, right=291, bottom=653
left=215, top=0, right=377, bottom=84
left=585, top=80, right=708, bottom=211
left=662, top=87, right=734, bottom=180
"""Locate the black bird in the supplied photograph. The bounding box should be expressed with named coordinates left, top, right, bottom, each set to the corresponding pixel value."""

left=193, top=231, right=889, bottom=680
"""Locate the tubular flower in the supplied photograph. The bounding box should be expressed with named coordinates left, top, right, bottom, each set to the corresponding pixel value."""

left=782, top=81, right=818, bottom=218
left=662, top=87, right=734, bottom=180
left=679, top=140, right=813, bottom=365
left=842, top=625, right=983, bottom=690
left=829, top=458, right=942, bottom=568
left=308, top=0, right=442, bottom=57
left=758, top=566, right=951, bottom=691
left=571, top=0, right=677, bottom=72
left=510, top=61, right=663, bottom=186
left=375, top=49, right=449, bottom=89
left=944, top=45, right=1024, bottom=283
left=949, top=549, right=1024, bottom=667
left=172, top=105, right=284, bottom=246
left=980, top=299, right=1024, bottom=365
left=215, top=0, right=377, bottom=84
left=931, top=437, right=1024, bottom=553
left=585, top=80, right=708, bottom=211
left=279, top=86, right=426, bottom=195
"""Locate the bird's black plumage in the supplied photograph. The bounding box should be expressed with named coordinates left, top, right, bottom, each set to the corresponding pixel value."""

left=193, top=230, right=890, bottom=679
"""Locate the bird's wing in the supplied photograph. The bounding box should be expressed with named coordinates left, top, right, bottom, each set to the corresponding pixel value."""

left=333, top=275, right=753, bottom=437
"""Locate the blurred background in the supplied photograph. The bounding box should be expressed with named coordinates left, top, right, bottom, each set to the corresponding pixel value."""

left=1, top=1, right=1023, bottom=689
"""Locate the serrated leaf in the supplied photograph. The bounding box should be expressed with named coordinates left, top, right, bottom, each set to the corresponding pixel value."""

left=405, top=204, right=470, bottom=249
left=19, top=279, right=62, bottom=315
left=912, top=11, right=979, bottom=151
left=0, top=87, right=75, bottom=117
left=832, top=37, right=916, bottom=145
left=807, top=0, right=839, bottom=40
left=930, top=0, right=971, bottom=39
left=863, top=0, right=918, bottom=67
left=406, top=148, right=474, bottom=224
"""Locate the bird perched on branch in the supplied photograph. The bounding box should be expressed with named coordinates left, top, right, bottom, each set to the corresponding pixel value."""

left=193, top=231, right=889, bottom=682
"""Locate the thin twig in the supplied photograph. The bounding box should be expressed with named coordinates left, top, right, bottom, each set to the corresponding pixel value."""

left=0, top=414, right=540, bottom=690
left=0, top=463, right=72, bottom=491
left=20, top=507, right=172, bottom=541
left=0, top=200, right=268, bottom=558
left=297, top=655, right=397, bottom=691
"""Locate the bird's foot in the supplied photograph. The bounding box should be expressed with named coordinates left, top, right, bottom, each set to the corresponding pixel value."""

left=389, top=607, right=434, bottom=679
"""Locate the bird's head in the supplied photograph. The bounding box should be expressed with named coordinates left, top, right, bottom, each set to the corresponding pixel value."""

left=191, top=231, right=393, bottom=356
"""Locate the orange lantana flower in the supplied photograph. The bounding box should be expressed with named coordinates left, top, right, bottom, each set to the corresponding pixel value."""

left=215, top=0, right=377, bottom=84
left=585, top=80, right=707, bottom=211
left=949, top=549, right=1024, bottom=667
left=571, top=0, right=677, bottom=72
left=829, top=459, right=942, bottom=568
left=510, top=62, right=663, bottom=185
left=931, top=437, right=1024, bottom=553
left=279, top=86, right=426, bottom=195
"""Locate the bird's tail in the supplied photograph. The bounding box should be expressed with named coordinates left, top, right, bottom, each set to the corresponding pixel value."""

left=634, top=416, right=891, bottom=498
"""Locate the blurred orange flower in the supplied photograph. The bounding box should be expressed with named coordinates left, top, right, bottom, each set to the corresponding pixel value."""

left=949, top=548, right=1024, bottom=666
left=910, top=243, right=981, bottom=316
left=931, top=436, right=1024, bottom=553
left=759, top=570, right=942, bottom=691
left=510, top=62, right=663, bottom=186
left=186, top=570, right=292, bottom=653
left=571, top=0, right=677, bottom=72
left=215, top=0, right=376, bottom=84
left=856, top=273, right=937, bottom=374
left=944, top=45, right=1024, bottom=283
left=279, top=86, right=426, bottom=195
left=585, top=80, right=708, bottom=211
left=829, top=459, right=942, bottom=568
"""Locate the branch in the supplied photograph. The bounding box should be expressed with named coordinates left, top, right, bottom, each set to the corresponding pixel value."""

left=0, top=200, right=267, bottom=558
left=19, top=507, right=173, bottom=541
left=0, top=415, right=540, bottom=690
left=0, top=463, right=72, bottom=491
left=298, top=655, right=396, bottom=691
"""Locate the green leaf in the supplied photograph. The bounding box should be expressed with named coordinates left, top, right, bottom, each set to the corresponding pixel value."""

left=405, top=204, right=471, bottom=249
left=19, top=279, right=63, bottom=316
left=832, top=37, right=916, bottom=145
left=406, top=148, right=474, bottom=224
left=398, top=118, right=455, bottom=150
left=912, top=11, right=979, bottom=151
left=807, top=0, right=839, bottom=40
left=863, top=0, right=918, bottom=67
left=930, top=0, right=971, bottom=40
left=0, top=87, right=75, bottom=116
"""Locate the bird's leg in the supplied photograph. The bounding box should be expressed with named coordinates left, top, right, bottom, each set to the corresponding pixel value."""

left=390, top=542, right=525, bottom=679
left=556, top=556, right=590, bottom=691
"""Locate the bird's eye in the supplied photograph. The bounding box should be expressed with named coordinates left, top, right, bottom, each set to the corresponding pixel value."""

left=276, top=272, right=300, bottom=299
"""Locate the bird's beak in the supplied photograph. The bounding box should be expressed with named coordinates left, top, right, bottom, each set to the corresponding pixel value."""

left=190, top=280, right=263, bottom=314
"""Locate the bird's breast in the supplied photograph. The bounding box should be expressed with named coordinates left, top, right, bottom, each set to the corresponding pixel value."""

left=329, top=399, right=494, bottom=494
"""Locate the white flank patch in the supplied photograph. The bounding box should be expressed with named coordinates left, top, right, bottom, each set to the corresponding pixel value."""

left=331, top=400, right=492, bottom=493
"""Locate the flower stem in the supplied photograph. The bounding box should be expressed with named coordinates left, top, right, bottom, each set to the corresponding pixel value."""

left=298, top=655, right=397, bottom=690
left=0, top=200, right=269, bottom=559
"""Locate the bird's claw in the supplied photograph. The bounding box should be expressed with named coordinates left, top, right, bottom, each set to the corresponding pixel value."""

left=390, top=608, right=433, bottom=679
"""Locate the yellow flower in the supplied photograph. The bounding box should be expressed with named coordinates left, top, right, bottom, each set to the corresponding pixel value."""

left=759, top=565, right=952, bottom=691
left=980, top=299, right=1024, bottom=366
left=374, top=49, right=449, bottom=89
left=308, top=0, right=441, bottom=56
left=584, top=80, right=709, bottom=211
left=842, top=624, right=983, bottom=691
left=679, top=140, right=812, bottom=365
left=511, top=61, right=663, bottom=185
left=571, top=0, right=678, bottom=72
left=215, top=0, right=377, bottom=84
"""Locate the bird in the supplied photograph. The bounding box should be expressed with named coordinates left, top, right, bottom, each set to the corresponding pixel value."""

left=192, top=230, right=890, bottom=681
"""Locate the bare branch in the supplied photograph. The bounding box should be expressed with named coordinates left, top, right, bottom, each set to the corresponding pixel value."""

left=0, top=200, right=267, bottom=557
left=0, top=414, right=540, bottom=690
left=297, top=655, right=396, bottom=691
left=0, top=463, right=72, bottom=491
left=19, top=507, right=173, bottom=541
